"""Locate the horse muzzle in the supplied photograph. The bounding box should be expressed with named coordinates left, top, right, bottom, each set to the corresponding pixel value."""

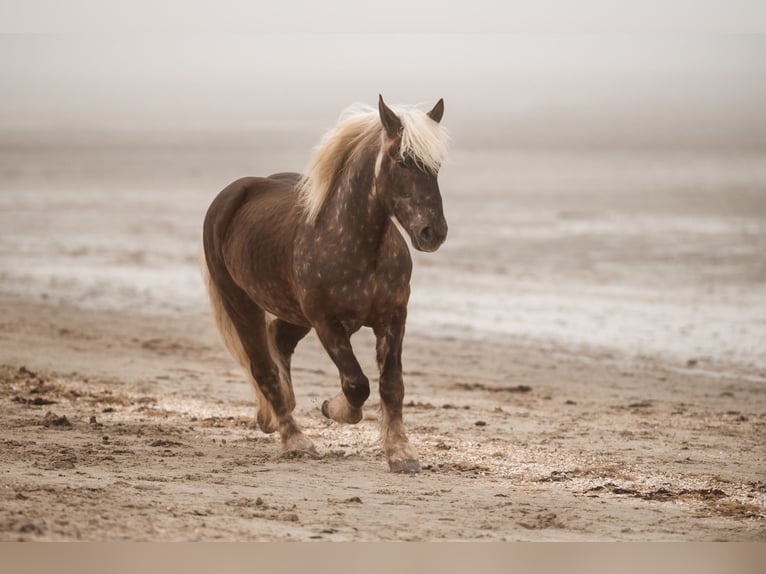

left=412, top=221, right=447, bottom=252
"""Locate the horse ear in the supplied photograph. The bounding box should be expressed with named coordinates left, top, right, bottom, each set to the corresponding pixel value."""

left=378, top=94, right=402, bottom=138
left=427, top=98, right=445, bottom=123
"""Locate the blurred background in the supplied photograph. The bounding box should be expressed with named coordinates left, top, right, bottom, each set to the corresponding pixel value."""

left=1, top=34, right=765, bottom=371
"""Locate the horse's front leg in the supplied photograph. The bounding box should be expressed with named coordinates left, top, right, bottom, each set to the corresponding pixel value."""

left=375, top=307, right=420, bottom=474
left=314, top=319, right=370, bottom=424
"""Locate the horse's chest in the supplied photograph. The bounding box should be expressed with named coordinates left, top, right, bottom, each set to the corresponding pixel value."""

left=298, top=258, right=411, bottom=330
left=295, top=223, right=412, bottom=327
left=325, top=258, right=410, bottom=300
left=330, top=264, right=408, bottom=310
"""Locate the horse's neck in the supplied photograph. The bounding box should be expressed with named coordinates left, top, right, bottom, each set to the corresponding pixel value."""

left=320, top=151, right=388, bottom=256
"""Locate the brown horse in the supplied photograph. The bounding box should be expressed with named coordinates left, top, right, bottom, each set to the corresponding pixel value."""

left=202, top=96, right=448, bottom=473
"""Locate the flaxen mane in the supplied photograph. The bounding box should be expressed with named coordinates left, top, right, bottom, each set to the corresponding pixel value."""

left=298, top=104, right=449, bottom=223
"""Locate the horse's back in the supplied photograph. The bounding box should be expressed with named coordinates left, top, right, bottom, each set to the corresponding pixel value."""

left=267, top=172, right=302, bottom=185
left=204, top=176, right=296, bottom=256
left=205, top=175, right=300, bottom=234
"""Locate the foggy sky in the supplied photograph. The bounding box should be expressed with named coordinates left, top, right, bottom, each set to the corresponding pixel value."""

left=1, top=34, right=765, bottom=144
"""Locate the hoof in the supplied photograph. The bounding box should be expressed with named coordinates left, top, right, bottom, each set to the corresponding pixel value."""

left=281, top=445, right=320, bottom=459
left=388, top=458, right=421, bottom=474
left=322, top=395, right=363, bottom=424
left=281, top=433, right=319, bottom=459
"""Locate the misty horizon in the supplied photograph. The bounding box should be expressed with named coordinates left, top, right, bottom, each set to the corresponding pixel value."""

left=1, top=35, right=765, bottom=148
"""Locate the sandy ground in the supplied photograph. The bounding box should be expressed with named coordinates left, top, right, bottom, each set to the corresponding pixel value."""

left=1, top=295, right=764, bottom=541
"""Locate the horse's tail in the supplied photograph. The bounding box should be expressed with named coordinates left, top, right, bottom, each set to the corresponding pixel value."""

left=200, top=253, right=253, bottom=376
left=201, top=183, right=255, bottom=378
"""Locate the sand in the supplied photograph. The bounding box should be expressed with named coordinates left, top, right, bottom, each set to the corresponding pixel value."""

left=1, top=295, right=764, bottom=541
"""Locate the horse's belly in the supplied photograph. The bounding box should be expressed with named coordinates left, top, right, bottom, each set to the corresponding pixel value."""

left=243, top=282, right=309, bottom=327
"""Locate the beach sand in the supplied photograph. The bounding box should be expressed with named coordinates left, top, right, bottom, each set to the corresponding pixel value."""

left=1, top=295, right=764, bottom=541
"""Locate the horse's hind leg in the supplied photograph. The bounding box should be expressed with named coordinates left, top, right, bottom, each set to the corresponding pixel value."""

left=266, top=317, right=311, bottom=413
left=225, top=301, right=316, bottom=456
left=204, top=268, right=278, bottom=434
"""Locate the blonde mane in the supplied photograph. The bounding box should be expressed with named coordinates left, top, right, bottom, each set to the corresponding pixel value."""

left=298, top=103, right=449, bottom=223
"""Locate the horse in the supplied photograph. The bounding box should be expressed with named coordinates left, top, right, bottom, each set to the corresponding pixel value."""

left=202, top=95, right=448, bottom=473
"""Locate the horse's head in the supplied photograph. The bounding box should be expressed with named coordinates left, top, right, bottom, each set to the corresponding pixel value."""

left=375, top=96, right=448, bottom=253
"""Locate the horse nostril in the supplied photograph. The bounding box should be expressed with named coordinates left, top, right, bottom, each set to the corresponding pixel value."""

left=420, top=226, right=434, bottom=242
